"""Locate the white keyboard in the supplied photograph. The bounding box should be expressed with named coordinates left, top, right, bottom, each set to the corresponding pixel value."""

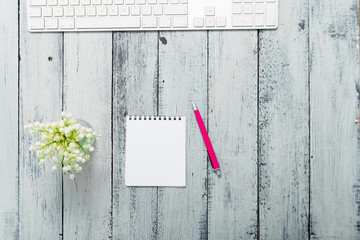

left=27, top=0, right=278, bottom=32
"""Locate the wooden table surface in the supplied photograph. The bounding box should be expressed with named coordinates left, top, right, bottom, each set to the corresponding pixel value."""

left=1, top=0, right=360, bottom=239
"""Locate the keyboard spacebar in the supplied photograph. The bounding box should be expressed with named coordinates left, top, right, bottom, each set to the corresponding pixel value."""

left=76, top=17, right=141, bottom=29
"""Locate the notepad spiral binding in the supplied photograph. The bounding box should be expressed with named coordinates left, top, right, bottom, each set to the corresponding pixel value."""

left=127, top=116, right=182, bottom=121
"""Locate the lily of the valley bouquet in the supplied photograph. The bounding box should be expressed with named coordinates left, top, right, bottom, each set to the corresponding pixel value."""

left=25, top=112, right=101, bottom=180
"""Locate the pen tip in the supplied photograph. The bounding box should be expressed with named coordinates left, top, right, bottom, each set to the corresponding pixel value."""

left=214, top=169, right=221, bottom=177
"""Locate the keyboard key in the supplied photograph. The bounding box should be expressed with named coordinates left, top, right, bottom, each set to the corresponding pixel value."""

left=48, top=0, right=58, bottom=6
left=266, top=4, right=276, bottom=26
left=103, top=0, right=113, bottom=4
left=254, top=4, right=264, bottom=13
left=64, top=7, right=75, bottom=16
left=114, top=0, right=124, bottom=4
left=29, top=0, right=46, bottom=6
left=205, top=17, right=215, bottom=27
left=180, top=0, right=187, bottom=3
left=158, top=0, right=167, bottom=3
left=142, top=16, right=157, bottom=27
left=136, top=0, right=146, bottom=4
left=232, top=4, right=241, bottom=14
left=76, top=17, right=141, bottom=28
left=216, top=17, right=226, bottom=27
left=86, top=6, right=96, bottom=15
left=119, top=6, right=130, bottom=15
left=142, top=6, right=151, bottom=15
left=194, top=17, right=203, bottom=27
left=147, top=0, right=157, bottom=4
left=164, top=5, right=187, bottom=15
left=255, top=0, right=264, bottom=2
left=169, top=0, right=179, bottom=3
left=29, top=7, right=42, bottom=17
left=92, top=0, right=102, bottom=5
left=232, top=0, right=241, bottom=2
left=80, top=0, right=91, bottom=4
left=243, top=4, right=252, bottom=14
left=158, top=16, right=171, bottom=27
left=29, top=18, right=45, bottom=29
left=172, top=16, right=187, bottom=27
left=126, top=0, right=135, bottom=4
left=97, top=6, right=107, bottom=15
left=232, top=15, right=252, bottom=26
left=153, top=5, right=163, bottom=15
left=205, top=6, right=215, bottom=16
left=59, top=0, right=69, bottom=5
left=42, top=7, right=53, bottom=17
left=59, top=18, right=75, bottom=28
left=54, top=7, right=64, bottom=16
left=254, top=15, right=264, bottom=26
left=109, top=6, right=118, bottom=15
left=75, top=6, right=86, bottom=16
left=45, top=18, right=59, bottom=29
left=70, top=0, right=80, bottom=5
left=131, top=6, right=141, bottom=15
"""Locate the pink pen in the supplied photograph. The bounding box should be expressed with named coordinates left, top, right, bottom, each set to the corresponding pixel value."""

left=192, top=101, right=221, bottom=176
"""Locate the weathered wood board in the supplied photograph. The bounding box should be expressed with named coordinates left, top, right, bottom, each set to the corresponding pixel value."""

left=310, top=0, right=360, bottom=239
left=112, top=32, right=159, bottom=240
left=63, top=32, right=113, bottom=239
left=157, top=31, right=208, bottom=240
left=18, top=0, right=63, bottom=238
left=0, top=0, right=18, bottom=239
left=208, top=31, right=259, bottom=240
left=258, top=0, right=310, bottom=239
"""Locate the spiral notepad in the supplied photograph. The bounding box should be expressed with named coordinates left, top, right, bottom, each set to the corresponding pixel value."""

left=125, top=116, right=186, bottom=187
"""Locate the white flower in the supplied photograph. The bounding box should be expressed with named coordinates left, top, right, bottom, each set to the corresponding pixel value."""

left=69, top=174, right=75, bottom=180
left=63, top=165, right=71, bottom=171
left=61, top=112, right=66, bottom=118
left=52, top=166, right=58, bottom=171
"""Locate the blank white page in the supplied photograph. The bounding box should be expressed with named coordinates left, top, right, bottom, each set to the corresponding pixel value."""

left=125, top=116, right=186, bottom=187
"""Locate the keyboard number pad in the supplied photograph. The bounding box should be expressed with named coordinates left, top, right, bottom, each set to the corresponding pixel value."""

left=232, top=1, right=276, bottom=27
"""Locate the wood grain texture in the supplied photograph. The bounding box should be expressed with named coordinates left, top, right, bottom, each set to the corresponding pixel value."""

left=207, top=31, right=258, bottom=240
left=0, top=0, right=18, bottom=239
left=310, top=0, right=360, bottom=239
left=157, top=31, right=208, bottom=240
left=112, top=32, right=159, bottom=240
left=18, top=1, right=63, bottom=239
left=258, top=0, right=310, bottom=239
left=63, top=33, right=112, bottom=239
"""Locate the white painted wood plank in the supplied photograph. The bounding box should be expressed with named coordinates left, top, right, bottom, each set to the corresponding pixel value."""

left=0, top=0, right=18, bottom=239
left=207, top=31, right=258, bottom=240
left=258, top=0, right=310, bottom=239
left=157, top=32, right=208, bottom=240
left=112, top=32, right=159, bottom=240
left=310, top=0, right=360, bottom=239
left=19, top=1, right=63, bottom=238
left=63, top=33, right=112, bottom=239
